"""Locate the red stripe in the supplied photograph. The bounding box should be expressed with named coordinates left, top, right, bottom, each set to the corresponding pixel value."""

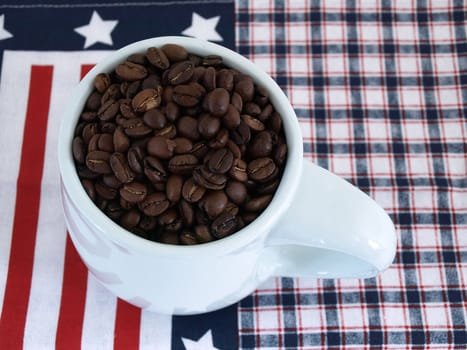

left=55, top=64, right=94, bottom=349
left=0, top=65, right=54, bottom=349
left=114, top=299, right=141, bottom=350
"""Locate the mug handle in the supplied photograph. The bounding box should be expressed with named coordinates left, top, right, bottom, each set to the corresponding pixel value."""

left=258, top=160, right=397, bottom=280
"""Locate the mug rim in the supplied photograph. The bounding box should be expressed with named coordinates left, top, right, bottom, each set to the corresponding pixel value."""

left=58, top=36, right=303, bottom=257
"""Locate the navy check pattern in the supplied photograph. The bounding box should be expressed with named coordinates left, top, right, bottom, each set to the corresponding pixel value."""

left=237, top=0, right=467, bottom=348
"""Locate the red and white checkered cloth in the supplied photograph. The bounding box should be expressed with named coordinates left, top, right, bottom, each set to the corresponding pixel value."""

left=0, top=0, right=466, bottom=349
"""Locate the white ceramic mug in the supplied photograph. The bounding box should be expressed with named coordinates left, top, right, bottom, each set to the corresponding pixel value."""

left=58, top=36, right=397, bottom=315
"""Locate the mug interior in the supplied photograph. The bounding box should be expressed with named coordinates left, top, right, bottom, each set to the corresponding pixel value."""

left=58, top=36, right=303, bottom=257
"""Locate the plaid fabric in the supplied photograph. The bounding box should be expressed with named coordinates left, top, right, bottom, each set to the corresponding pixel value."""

left=237, top=0, right=467, bottom=349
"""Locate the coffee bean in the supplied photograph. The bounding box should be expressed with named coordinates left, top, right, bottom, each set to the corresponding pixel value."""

left=94, top=73, right=111, bottom=93
left=138, top=215, right=158, bottom=231
left=225, top=181, right=247, bottom=205
left=244, top=194, right=273, bottom=212
left=101, top=84, right=121, bottom=105
left=98, top=99, right=119, bottom=121
left=121, top=117, right=152, bottom=138
left=142, top=75, right=161, bottom=90
left=241, top=114, right=265, bottom=131
left=127, top=53, right=147, bottom=65
left=168, top=61, right=194, bottom=85
left=202, top=55, right=223, bottom=66
left=102, top=174, right=122, bottom=189
left=127, top=146, right=145, bottom=174
left=155, top=124, right=177, bottom=138
left=72, top=137, right=85, bottom=164
left=143, top=156, right=167, bottom=183
left=120, top=209, right=141, bottom=229
left=161, top=44, right=188, bottom=62
left=194, top=225, right=214, bottom=243
left=116, top=61, right=148, bottom=81
left=139, top=192, right=169, bottom=216
left=202, top=66, right=216, bottom=91
left=231, top=92, right=243, bottom=112
left=247, top=157, right=276, bottom=181
left=81, top=179, right=96, bottom=201
left=216, top=69, right=234, bottom=91
left=168, top=154, right=198, bottom=174
left=85, top=91, right=102, bottom=111
left=208, top=148, right=234, bottom=174
left=147, top=136, right=176, bottom=159
left=211, top=212, right=238, bottom=239
left=179, top=231, right=198, bottom=245
left=146, top=47, right=170, bottom=69
left=143, top=109, right=167, bottom=129
left=158, top=208, right=178, bottom=226
left=179, top=199, right=194, bottom=227
left=98, top=133, right=114, bottom=153
left=192, top=166, right=227, bottom=190
left=205, top=88, right=229, bottom=117
left=82, top=123, right=98, bottom=145
left=86, top=150, right=112, bottom=174
left=110, top=152, right=135, bottom=183
left=132, top=87, right=162, bottom=113
left=223, top=104, right=241, bottom=129
left=230, top=120, right=251, bottom=145
left=182, top=177, right=206, bottom=203
left=198, top=113, right=221, bottom=139
left=208, top=128, right=229, bottom=149
left=234, top=78, right=254, bottom=102
left=172, top=137, right=193, bottom=154
left=249, top=131, right=273, bottom=158
left=177, top=116, right=199, bottom=140
left=166, top=102, right=180, bottom=122
left=173, top=82, right=205, bottom=107
left=95, top=181, right=118, bottom=200
left=199, top=190, right=228, bottom=219
left=273, top=142, right=287, bottom=166
left=229, top=158, right=248, bottom=182
left=120, top=181, right=147, bottom=203
left=166, top=174, right=184, bottom=203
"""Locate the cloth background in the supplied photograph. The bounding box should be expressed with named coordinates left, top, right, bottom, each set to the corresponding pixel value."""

left=0, top=0, right=466, bottom=349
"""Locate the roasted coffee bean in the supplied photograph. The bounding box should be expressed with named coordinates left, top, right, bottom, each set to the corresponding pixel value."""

left=168, top=61, right=194, bottom=85
left=204, top=88, right=229, bottom=117
left=144, top=156, right=167, bottom=183
left=146, top=47, right=170, bottom=69
left=162, top=44, right=188, bottom=62
left=127, top=146, right=145, bottom=174
left=72, top=137, right=85, bottom=164
left=179, top=231, right=198, bottom=245
left=230, top=120, right=251, bottom=145
left=193, top=166, right=227, bottom=190
left=235, top=78, right=254, bottom=102
left=132, top=87, right=162, bottom=113
left=211, top=212, right=238, bottom=239
left=194, top=225, right=214, bottom=243
left=173, top=82, right=205, bottom=107
left=229, top=158, right=248, bottom=182
left=244, top=194, right=273, bottom=212
left=166, top=175, right=184, bottom=202
left=241, top=114, right=265, bottom=131
left=179, top=199, right=194, bottom=227
left=120, top=209, right=141, bottom=229
left=121, top=117, right=152, bottom=138
left=120, top=181, right=148, bottom=203
left=143, top=109, right=166, bottom=129
left=177, top=116, right=199, bottom=140
left=102, top=174, right=122, bottom=189
left=112, top=126, right=130, bottom=153
left=225, top=181, right=247, bottom=205
left=116, top=61, right=148, bottom=81
left=199, top=190, right=228, bottom=219
left=208, top=128, right=229, bottom=149
left=202, top=66, right=216, bottom=91
left=249, top=131, right=273, bottom=158
left=207, top=148, right=233, bottom=174
left=98, top=133, right=114, bottom=153
left=168, top=154, right=198, bottom=174
left=223, top=104, right=241, bottom=129
left=198, top=113, right=221, bottom=139
left=247, top=157, right=276, bottom=181
left=74, top=43, right=288, bottom=245
left=110, top=152, right=135, bottom=183
left=94, top=73, right=111, bottom=93
left=147, top=136, right=176, bottom=159
left=216, top=69, right=234, bottom=91
left=85, top=91, right=102, bottom=111
left=139, top=192, right=169, bottom=216
left=81, top=179, right=96, bottom=201
left=86, top=150, right=112, bottom=174
left=182, top=177, right=206, bottom=203
left=173, top=137, right=193, bottom=154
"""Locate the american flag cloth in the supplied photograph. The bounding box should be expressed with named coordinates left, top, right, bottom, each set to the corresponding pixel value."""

left=0, top=0, right=466, bottom=349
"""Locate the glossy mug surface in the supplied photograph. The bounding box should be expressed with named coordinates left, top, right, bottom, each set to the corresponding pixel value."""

left=58, top=36, right=397, bottom=315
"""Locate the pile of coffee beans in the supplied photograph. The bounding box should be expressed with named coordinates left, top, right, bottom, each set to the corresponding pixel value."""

left=72, top=43, right=287, bottom=245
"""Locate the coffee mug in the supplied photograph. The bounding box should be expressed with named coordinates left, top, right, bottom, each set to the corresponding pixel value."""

left=58, top=36, right=397, bottom=315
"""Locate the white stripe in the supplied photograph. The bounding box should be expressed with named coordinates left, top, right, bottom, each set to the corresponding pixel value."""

left=0, top=51, right=32, bottom=317
left=81, top=274, right=117, bottom=349
left=140, top=310, right=173, bottom=350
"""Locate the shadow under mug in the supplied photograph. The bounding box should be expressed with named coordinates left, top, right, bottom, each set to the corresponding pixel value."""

left=58, top=36, right=397, bottom=315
